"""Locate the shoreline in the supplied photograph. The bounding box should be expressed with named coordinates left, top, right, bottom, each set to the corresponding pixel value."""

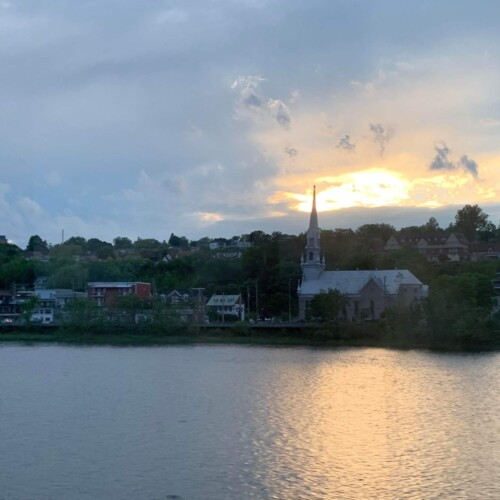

left=0, top=325, right=498, bottom=352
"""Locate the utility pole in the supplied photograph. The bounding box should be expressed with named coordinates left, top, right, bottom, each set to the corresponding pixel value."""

left=221, top=292, right=225, bottom=324
left=255, top=280, right=259, bottom=321
left=288, top=278, right=292, bottom=323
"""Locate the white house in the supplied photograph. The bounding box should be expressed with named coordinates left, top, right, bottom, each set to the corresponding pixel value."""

left=206, top=294, right=245, bottom=321
left=297, top=186, right=428, bottom=320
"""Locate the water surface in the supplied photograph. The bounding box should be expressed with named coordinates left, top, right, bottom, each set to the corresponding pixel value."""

left=0, top=345, right=498, bottom=499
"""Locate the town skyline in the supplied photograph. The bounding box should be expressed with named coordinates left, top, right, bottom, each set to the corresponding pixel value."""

left=2, top=1, right=500, bottom=245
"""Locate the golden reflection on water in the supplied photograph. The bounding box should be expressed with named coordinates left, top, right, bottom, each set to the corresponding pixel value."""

left=250, top=349, right=500, bottom=500
left=1, top=345, right=498, bottom=499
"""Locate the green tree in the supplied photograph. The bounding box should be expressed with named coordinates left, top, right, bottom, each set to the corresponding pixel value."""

left=477, top=221, right=497, bottom=242
left=308, top=289, right=349, bottom=322
left=26, top=235, right=49, bottom=254
left=63, top=299, right=102, bottom=329
left=134, top=238, right=169, bottom=259
left=50, top=243, right=83, bottom=259
left=424, top=217, right=440, bottom=232
left=0, top=257, right=35, bottom=288
left=47, top=263, right=88, bottom=290
left=168, top=233, right=189, bottom=249
left=113, top=237, right=133, bottom=250
left=87, top=238, right=109, bottom=253
left=114, top=294, right=145, bottom=324
left=454, top=204, right=490, bottom=241
left=425, top=272, right=494, bottom=343
left=356, top=224, right=396, bottom=244
left=20, top=296, right=38, bottom=325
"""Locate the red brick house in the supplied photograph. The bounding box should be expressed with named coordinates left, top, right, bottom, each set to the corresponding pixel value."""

left=87, top=282, right=151, bottom=306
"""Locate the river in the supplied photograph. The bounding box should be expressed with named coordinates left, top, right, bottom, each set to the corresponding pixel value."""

left=0, top=344, right=498, bottom=499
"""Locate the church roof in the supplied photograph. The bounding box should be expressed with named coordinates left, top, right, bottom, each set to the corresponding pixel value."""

left=299, top=269, right=424, bottom=296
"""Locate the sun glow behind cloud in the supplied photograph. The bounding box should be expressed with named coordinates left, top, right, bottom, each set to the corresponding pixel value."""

left=269, top=161, right=500, bottom=217
left=273, top=170, right=411, bottom=212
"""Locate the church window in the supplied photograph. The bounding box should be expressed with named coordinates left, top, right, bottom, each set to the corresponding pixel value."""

left=309, top=251, right=313, bottom=260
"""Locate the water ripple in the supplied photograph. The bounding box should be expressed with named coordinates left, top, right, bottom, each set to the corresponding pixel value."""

left=0, top=345, right=498, bottom=499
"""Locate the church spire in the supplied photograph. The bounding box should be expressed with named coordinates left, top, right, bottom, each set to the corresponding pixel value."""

left=301, top=185, right=324, bottom=280
left=309, top=185, right=318, bottom=233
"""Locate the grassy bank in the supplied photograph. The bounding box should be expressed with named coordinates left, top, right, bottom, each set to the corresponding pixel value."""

left=1, top=323, right=499, bottom=351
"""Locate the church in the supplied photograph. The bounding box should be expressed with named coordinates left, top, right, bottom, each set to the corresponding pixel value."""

left=297, top=187, right=428, bottom=320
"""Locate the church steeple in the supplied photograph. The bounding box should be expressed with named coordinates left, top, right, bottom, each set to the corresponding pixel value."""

left=301, top=185, right=325, bottom=280
left=309, top=185, right=319, bottom=233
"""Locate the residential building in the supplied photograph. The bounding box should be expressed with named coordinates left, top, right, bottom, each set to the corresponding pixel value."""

left=0, top=290, right=20, bottom=323
left=384, top=232, right=469, bottom=261
left=163, top=288, right=207, bottom=323
left=209, top=241, right=226, bottom=250
left=469, top=242, right=500, bottom=261
left=297, top=186, right=428, bottom=320
left=206, top=294, right=245, bottom=321
left=88, top=282, right=151, bottom=306
left=31, top=289, right=87, bottom=323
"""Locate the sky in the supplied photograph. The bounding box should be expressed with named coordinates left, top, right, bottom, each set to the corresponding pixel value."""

left=1, top=0, right=500, bottom=247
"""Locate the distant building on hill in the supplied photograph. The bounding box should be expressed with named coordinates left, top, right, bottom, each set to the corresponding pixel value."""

left=384, top=232, right=469, bottom=262
left=87, top=282, right=151, bottom=307
left=297, top=187, right=428, bottom=321
left=0, top=235, right=7, bottom=244
left=469, top=242, right=500, bottom=261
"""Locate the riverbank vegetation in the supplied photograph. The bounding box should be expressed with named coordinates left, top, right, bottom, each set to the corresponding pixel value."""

left=1, top=204, right=500, bottom=349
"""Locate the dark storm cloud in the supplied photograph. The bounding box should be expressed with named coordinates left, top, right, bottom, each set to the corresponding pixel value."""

left=336, top=134, right=356, bottom=152
left=369, top=123, right=393, bottom=156
left=429, top=143, right=479, bottom=178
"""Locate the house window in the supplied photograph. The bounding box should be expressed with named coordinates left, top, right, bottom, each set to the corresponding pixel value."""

left=309, top=251, right=313, bottom=261
left=370, top=300, right=375, bottom=314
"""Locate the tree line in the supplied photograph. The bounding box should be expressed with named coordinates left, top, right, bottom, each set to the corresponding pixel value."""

left=1, top=204, right=500, bottom=327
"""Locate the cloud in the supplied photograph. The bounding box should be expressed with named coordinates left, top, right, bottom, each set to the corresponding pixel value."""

left=231, top=75, right=266, bottom=109
left=429, top=143, right=479, bottom=178
left=284, top=146, right=298, bottom=157
left=17, top=196, right=43, bottom=217
left=429, top=142, right=455, bottom=171
left=336, top=134, right=356, bottom=152
left=231, top=75, right=291, bottom=129
left=459, top=155, right=478, bottom=177
left=267, top=98, right=291, bottom=129
left=369, top=123, right=393, bottom=155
